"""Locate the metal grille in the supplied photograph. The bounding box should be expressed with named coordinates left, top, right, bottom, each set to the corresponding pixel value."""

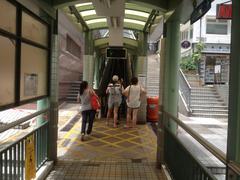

left=0, top=122, right=48, bottom=180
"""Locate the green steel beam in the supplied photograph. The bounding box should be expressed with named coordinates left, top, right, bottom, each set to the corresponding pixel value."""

left=164, top=21, right=180, bottom=134
left=227, top=1, right=240, bottom=179
left=137, top=31, right=148, bottom=56
left=75, top=4, right=94, bottom=11
left=69, top=6, right=89, bottom=31
left=143, top=10, right=157, bottom=32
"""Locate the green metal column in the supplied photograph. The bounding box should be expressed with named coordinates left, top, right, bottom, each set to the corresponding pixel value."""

left=83, top=30, right=95, bottom=86
left=227, top=0, right=240, bottom=178
left=157, top=37, right=166, bottom=167
left=48, top=25, right=59, bottom=162
left=164, top=20, right=180, bottom=133
left=136, top=31, right=148, bottom=124
left=93, top=51, right=100, bottom=89
left=37, top=99, right=49, bottom=126
left=136, top=32, right=148, bottom=76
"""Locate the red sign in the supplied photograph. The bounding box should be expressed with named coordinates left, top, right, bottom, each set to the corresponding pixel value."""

left=217, top=4, right=232, bottom=19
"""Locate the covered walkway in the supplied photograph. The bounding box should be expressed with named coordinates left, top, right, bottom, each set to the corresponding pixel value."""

left=1, top=0, right=240, bottom=179
left=46, top=110, right=164, bottom=179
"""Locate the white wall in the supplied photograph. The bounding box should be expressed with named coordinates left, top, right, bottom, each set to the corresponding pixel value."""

left=180, top=0, right=231, bottom=55
left=192, top=0, right=231, bottom=44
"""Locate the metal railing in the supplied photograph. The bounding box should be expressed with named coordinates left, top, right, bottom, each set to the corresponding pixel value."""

left=0, top=108, right=49, bottom=180
left=179, top=69, right=192, bottom=111
left=164, top=129, right=217, bottom=180
left=0, top=122, right=48, bottom=180
left=162, top=110, right=240, bottom=179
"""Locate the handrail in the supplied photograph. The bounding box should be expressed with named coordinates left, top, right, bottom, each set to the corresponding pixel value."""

left=179, top=69, right=192, bottom=111
left=0, top=108, right=49, bottom=133
left=163, top=110, right=240, bottom=175
left=229, top=161, right=240, bottom=175
left=164, top=110, right=226, bottom=163
left=179, top=69, right=192, bottom=90
left=0, top=121, right=48, bottom=153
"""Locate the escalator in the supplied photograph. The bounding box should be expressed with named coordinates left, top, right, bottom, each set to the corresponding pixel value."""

left=97, top=57, right=133, bottom=117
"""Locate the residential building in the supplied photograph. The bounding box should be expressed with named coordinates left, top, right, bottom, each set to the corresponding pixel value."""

left=180, top=0, right=231, bottom=84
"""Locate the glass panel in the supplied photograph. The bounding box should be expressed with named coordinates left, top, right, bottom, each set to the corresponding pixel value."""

left=207, top=19, right=216, bottom=23
left=0, top=0, right=16, bottom=33
left=206, top=24, right=228, bottom=34
left=20, top=43, right=48, bottom=101
left=0, top=35, right=15, bottom=106
left=22, top=12, right=48, bottom=46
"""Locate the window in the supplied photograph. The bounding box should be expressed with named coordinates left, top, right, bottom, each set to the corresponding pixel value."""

left=20, top=43, right=48, bottom=101
left=180, top=30, right=189, bottom=41
left=0, top=36, right=15, bottom=106
left=206, top=18, right=228, bottom=34
left=0, top=0, right=50, bottom=109
left=22, top=12, right=48, bottom=46
left=0, top=0, right=16, bottom=34
left=66, top=35, right=81, bottom=58
left=190, top=27, right=193, bottom=39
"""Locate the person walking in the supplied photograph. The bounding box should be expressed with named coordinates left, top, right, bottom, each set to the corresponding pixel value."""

left=123, top=77, right=146, bottom=128
left=78, top=81, right=96, bottom=141
left=106, top=75, right=123, bottom=128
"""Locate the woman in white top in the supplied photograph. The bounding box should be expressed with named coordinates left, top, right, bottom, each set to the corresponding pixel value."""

left=123, top=77, right=146, bottom=128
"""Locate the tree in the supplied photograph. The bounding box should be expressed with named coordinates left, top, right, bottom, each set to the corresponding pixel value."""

left=192, top=42, right=204, bottom=64
left=192, top=42, right=205, bottom=74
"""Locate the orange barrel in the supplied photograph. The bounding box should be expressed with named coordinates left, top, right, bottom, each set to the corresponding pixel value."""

left=147, top=96, right=159, bottom=122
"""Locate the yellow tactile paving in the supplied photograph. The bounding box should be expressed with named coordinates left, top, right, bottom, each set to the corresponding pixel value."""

left=46, top=116, right=166, bottom=179
left=58, top=118, right=157, bottom=162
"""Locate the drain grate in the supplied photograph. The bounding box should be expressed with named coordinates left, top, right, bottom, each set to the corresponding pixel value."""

left=131, top=159, right=142, bottom=163
left=82, top=163, right=100, bottom=167
left=61, top=114, right=81, bottom=131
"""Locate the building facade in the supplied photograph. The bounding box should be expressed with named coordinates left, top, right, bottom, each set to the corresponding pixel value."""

left=180, top=0, right=231, bottom=84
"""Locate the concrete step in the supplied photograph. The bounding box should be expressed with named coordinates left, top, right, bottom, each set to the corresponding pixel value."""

left=191, top=97, right=223, bottom=101
left=191, top=93, right=218, bottom=96
left=191, top=105, right=228, bottom=110
left=191, top=113, right=228, bottom=118
left=191, top=88, right=215, bottom=91
left=66, top=96, right=78, bottom=100
left=192, top=109, right=228, bottom=114
left=71, top=84, right=80, bottom=88
left=67, top=93, right=78, bottom=97
left=70, top=87, right=80, bottom=91
left=191, top=101, right=225, bottom=106
left=68, top=90, right=79, bottom=94
left=191, top=95, right=219, bottom=99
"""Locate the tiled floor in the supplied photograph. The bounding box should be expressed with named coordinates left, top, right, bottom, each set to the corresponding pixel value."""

left=46, top=160, right=163, bottom=180
left=46, top=115, right=165, bottom=179
left=178, top=113, right=227, bottom=178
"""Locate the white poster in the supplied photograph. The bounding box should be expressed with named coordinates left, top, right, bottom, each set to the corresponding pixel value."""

left=214, top=65, right=221, bottom=74
left=24, top=73, right=38, bottom=96
left=138, top=74, right=146, bottom=88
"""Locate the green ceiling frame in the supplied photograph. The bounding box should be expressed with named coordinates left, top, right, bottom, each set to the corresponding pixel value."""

left=95, top=37, right=138, bottom=48
left=143, top=10, right=159, bottom=32
left=69, top=6, right=89, bottom=31
left=66, top=1, right=158, bottom=32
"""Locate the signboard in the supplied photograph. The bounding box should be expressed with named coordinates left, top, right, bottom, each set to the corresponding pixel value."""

left=181, top=41, right=191, bottom=49
left=25, top=135, right=36, bottom=180
left=190, top=0, right=212, bottom=24
left=106, top=47, right=127, bottom=59
left=216, top=4, right=232, bottom=19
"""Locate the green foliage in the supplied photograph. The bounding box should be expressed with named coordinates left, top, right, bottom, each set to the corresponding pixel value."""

left=180, top=56, right=197, bottom=71
left=192, top=42, right=204, bottom=64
